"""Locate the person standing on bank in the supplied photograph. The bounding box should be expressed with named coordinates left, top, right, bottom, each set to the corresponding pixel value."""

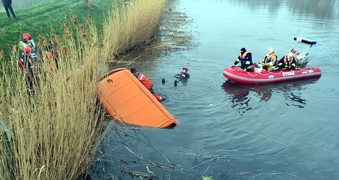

left=19, top=33, right=37, bottom=59
left=232, top=47, right=253, bottom=72
left=2, top=0, right=16, bottom=18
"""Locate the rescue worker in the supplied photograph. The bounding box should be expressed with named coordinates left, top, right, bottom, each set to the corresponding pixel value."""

left=174, top=67, right=190, bottom=80
left=19, top=33, right=37, bottom=59
left=261, top=48, right=277, bottom=71
left=274, top=52, right=296, bottom=71
left=131, top=68, right=164, bottom=102
left=43, top=37, right=59, bottom=74
left=19, top=47, right=36, bottom=92
left=18, top=47, right=34, bottom=72
left=232, top=47, right=253, bottom=72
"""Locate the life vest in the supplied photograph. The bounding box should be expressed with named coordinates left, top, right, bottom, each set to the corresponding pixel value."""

left=283, top=55, right=294, bottom=64
left=239, top=51, right=252, bottom=67
left=134, top=72, right=153, bottom=90
left=239, top=51, right=250, bottom=59
left=263, top=53, right=277, bottom=63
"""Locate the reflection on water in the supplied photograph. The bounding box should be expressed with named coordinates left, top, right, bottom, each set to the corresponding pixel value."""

left=285, top=92, right=306, bottom=108
left=286, top=0, right=338, bottom=20
left=230, top=95, right=251, bottom=115
left=222, top=78, right=320, bottom=111
left=231, top=0, right=338, bottom=20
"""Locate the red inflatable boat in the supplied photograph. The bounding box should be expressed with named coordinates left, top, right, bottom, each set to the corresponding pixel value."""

left=223, top=66, right=321, bottom=84
left=224, top=37, right=322, bottom=84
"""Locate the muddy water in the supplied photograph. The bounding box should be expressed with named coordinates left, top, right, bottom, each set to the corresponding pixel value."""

left=92, top=0, right=339, bottom=179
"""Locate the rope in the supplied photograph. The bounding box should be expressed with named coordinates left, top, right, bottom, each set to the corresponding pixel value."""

left=246, top=72, right=260, bottom=77
left=246, top=69, right=283, bottom=77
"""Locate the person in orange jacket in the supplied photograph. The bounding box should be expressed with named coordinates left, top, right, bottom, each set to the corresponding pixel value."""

left=274, top=52, right=296, bottom=71
left=131, top=68, right=164, bottom=102
left=232, top=47, right=253, bottom=72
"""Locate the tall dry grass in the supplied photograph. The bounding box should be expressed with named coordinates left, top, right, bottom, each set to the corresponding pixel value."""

left=102, top=0, right=166, bottom=57
left=0, top=12, right=106, bottom=179
left=0, top=0, right=166, bottom=179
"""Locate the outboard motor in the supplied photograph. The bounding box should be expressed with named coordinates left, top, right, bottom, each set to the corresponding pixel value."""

left=292, top=37, right=316, bottom=68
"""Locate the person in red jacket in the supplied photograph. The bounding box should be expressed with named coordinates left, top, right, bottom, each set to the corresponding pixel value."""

left=18, top=47, right=36, bottom=92
left=131, top=68, right=164, bottom=102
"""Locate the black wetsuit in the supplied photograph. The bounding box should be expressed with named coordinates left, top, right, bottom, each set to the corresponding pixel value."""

left=175, top=72, right=190, bottom=80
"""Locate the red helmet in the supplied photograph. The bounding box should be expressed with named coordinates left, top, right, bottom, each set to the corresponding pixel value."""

left=183, top=67, right=188, bottom=72
left=22, top=33, right=31, bottom=42
left=23, top=47, right=31, bottom=55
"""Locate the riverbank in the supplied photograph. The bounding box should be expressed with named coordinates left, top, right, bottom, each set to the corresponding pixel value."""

left=0, top=0, right=166, bottom=179
left=0, top=0, right=112, bottom=61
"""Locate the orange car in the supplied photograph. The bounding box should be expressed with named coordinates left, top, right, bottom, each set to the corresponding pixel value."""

left=97, top=68, right=177, bottom=128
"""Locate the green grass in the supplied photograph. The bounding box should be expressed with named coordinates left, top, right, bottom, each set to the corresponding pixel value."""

left=0, top=0, right=114, bottom=60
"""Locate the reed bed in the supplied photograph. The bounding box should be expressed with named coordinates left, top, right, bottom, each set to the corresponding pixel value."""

left=0, top=0, right=166, bottom=179
left=102, top=0, right=165, bottom=57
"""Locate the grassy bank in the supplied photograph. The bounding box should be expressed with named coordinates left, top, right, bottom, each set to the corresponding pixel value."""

left=0, top=0, right=112, bottom=61
left=0, top=0, right=166, bottom=179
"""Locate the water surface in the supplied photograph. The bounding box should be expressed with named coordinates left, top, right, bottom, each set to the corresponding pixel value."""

left=92, top=0, right=339, bottom=179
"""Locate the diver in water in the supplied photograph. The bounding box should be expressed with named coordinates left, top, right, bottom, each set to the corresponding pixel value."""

left=174, top=67, right=190, bottom=86
left=174, top=66, right=190, bottom=80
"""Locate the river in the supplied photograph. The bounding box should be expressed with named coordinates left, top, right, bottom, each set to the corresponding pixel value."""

left=91, top=0, right=339, bottom=179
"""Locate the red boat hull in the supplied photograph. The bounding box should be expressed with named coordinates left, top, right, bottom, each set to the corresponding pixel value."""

left=223, top=67, right=321, bottom=84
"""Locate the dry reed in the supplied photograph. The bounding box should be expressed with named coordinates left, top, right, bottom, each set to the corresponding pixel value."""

left=0, top=0, right=166, bottom=179
left=102, top=0, right=165, bottom=57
